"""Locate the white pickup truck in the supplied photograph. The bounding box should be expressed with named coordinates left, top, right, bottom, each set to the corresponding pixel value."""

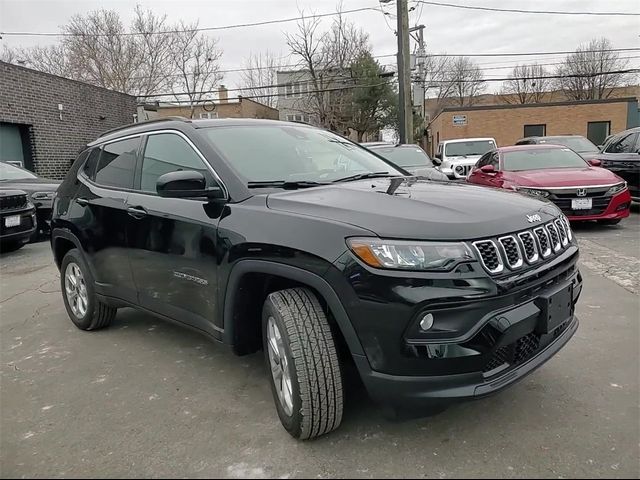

left=435, top=137, right=497, bottom=179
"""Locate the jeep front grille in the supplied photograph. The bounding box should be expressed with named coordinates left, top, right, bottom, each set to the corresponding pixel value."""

left=0, top=194, right=28, bottom=211
left=472, top=219, right=573, bottom=275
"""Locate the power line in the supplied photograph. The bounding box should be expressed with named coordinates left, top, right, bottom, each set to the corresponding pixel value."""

left=415, top=68, right=640, bottom=84
left=120, top=53, right=640, bottom=82
left=0, top=7, right=381, bottom=37
left=138, top=79, right=397, bottom=101
left=416, top=1, right=640, bottom=16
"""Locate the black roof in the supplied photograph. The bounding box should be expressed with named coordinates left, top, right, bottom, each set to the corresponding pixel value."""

left=91, top=117, right=311, bottom=146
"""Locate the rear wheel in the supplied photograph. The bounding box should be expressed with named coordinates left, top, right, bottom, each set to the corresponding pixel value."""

left=60, top=248, right=116, bottom=330
left=598, top=219, right=621, bottom=226
left=262, top=288, right=344, bottom=440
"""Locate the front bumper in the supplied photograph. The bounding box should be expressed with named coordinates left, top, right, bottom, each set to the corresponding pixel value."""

left=355, top=314, right=578, bottom=408
left=330, top=242, right=582, bottom=409
left=550, top=189, right=631, bottom=221
left=0, top=207, right=37, bottom=243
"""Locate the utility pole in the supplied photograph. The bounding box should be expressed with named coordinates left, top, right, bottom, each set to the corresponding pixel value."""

left=396, top=0, right=412, bottom=143
left=411, top=25, right=426, bottom=125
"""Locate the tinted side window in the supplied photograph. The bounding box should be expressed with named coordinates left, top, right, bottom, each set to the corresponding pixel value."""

left=605, top=133, right=638, bottom=154
left=95, top=138, right=139, bottom=189
left=83, top=147, right=101, bottom=180
left=140, top=133, right=213, bottom=193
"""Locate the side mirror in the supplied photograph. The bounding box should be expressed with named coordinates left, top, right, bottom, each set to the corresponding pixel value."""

left=432, top=157, right=442, bottom=165
left=588, top=159, right=602, bottom=167
left=480, top=164, right=496, bottom=174
left=156, top=170, right=224, bottom=199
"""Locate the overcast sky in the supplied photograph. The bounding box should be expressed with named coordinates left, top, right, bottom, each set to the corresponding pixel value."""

left=1, top=0, right=639, bottom=94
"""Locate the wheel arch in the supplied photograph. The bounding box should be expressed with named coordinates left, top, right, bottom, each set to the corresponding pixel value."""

left=222, top=260, right=365, bottom=358
left=51, top=228, right=97, bottom=278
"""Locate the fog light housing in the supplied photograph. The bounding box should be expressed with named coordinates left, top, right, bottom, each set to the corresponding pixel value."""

left=615, top=202, right=630, bottom=212
left=419, top=313, right=434, bottom=331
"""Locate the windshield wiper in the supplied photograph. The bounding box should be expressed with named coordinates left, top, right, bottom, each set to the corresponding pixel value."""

left=332, top=172, right=393, bottom=183
left=247, top=180, right=329, bottom=190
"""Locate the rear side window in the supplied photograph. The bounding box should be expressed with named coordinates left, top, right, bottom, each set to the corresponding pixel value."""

left=95, top=137, right=140, bottom=189
left=82, top=148, right=101, bottom=180
left=605, top=132, right=638, bottom=154
left=140, top=133, right=213, bottom=193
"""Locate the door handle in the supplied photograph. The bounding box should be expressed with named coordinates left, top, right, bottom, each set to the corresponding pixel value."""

left=76, top=198, right=89, bottom=206
left=127, top=206, right=148, bottom=219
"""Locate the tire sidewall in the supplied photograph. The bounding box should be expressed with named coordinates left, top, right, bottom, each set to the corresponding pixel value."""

left=60, top=248, right=97, bottom=330
left=262, top=299, right=304, bottom=438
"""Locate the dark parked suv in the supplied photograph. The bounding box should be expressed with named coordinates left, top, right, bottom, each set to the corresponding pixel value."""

left=52, top=118, right=582, bottom=439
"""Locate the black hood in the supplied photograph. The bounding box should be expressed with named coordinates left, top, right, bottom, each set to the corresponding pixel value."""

left=0, top=178, right=60, bottom=194
left=266, top=178, right=560, bottom=240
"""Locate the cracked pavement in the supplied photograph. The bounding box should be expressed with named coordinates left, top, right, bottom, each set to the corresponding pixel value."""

left=1, top=209, right=639, bottom=478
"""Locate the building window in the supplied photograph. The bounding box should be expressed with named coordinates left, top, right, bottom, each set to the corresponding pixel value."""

left=587, top=121, right=611, bottom=147
left=524, top=124, right=546, bottom=137
left=286, top=114, right=310, bottom=123
left=199, top=112, right=218, bottom=119
left=285, top=82, right=308, bottom=98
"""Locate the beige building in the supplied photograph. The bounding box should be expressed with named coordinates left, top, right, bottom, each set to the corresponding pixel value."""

left=426, top=97, right=639, bottom=156
left=138, top=86, right=279, bottom=122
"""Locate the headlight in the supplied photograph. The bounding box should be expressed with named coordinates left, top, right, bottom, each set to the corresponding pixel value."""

left=605, top=182, right=627, bottom=196
left=31, top=191, right=55, bottom=200
left=515, top=187, right=550, bottom=198
left=347, top=237, right=474, bottom=271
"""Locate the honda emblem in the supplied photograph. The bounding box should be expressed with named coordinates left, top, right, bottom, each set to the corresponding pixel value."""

left=576, top=188, right=587, bottom=197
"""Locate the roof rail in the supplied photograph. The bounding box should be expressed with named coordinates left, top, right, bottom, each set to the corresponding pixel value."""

left=98, top=116, right=191, bottom=138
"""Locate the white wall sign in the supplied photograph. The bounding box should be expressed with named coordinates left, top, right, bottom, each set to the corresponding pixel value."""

left=453, top=115, right=467, bottom=126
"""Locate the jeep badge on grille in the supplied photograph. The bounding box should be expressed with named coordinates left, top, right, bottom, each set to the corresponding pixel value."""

left=527, top=214, right=542, bottom=223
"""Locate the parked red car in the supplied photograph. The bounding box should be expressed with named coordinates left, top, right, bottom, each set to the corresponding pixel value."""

left=466, top=145, right=631, bottom=224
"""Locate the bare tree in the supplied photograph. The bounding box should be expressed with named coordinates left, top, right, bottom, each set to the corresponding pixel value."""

left=170, top=22, right=223, bottom=118
left=500, top=64, right=549, bottom=104
left=12, top=7, right=221, bottom=99
left=555, top=38, right=630, bottom=100
left=0, top=45, right=19, bottom=64
left=239, top=51, right=280, bottom=108
left=444, top=56, right=486, bottom=106
left=130, top=6, right=176, bottom=97
left=284, top=9, right=369, bottom=131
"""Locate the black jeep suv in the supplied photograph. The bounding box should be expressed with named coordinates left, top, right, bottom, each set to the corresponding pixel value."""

left=51, top=118, right=582, bottom=439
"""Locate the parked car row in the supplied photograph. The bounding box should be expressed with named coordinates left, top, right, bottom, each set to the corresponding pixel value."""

left=361, top=127, right=638, bottom=225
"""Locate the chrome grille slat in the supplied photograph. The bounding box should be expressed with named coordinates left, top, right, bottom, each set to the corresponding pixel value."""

left=554, top=219, right=569, bottom=246
left=472, top=240, right=504, bottom=274
left=498, top=235, right=523, bottom=269
left=533, top=227, right=552, bottom=258
left=546, top=223, right=562, bottom=252
left=517, top=231, right=539, bottom=263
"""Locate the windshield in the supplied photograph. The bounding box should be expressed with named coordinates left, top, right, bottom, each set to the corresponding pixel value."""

left=536, top=136, right=598, bottom=153
left=0, top=162, right=37, bottom=181
left=373, top=146, right=434, bottom=168
left=503, top=148, right=588, bottom=171
left=445, top=140, right=496, bottom=157
left=202, top=125, right=403, bottom=183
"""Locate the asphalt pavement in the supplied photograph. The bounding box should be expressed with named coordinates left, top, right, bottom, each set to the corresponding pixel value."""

left=1, top=211, right=639, bottom=478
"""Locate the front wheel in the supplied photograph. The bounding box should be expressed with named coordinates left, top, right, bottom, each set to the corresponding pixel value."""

left=262, top=288, right=344, bottom=440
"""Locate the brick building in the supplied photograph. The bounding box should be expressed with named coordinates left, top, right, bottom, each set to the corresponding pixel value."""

left=0, top=61, right=137, bottom=179
left=426, top=97, right=640, bottom=156
left=140, top=86, right=279, bottom=122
